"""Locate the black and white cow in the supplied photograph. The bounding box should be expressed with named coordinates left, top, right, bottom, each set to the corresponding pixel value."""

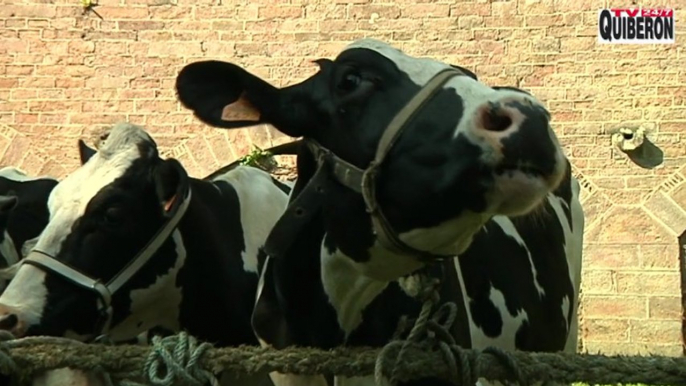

left=0, top=167, right=58, bottom=291
left=174, top=38, right=585, bottom=386
left=0, top=123, right=290, bottom=384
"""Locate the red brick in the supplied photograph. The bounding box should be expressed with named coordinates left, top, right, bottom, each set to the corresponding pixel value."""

left=351, top=5, right=401, bottom=20
left=5, top=65, right=35, bottom=76
left=258, top=5, right=303, bottom=19
left=68, top=113, right=127, bottom=125
left=518, top=0, right=554, bottom=15
left=616, top=272, right=681, bottom=296
left=629, top=320, right=683, bottom=344
left=559, top=37, right=595, bottom=52
left=401, top=4, right=450, bottom=18
left=584, top=295, right=647, bottom=319
left=584, top=318, right=630, bottom=342
left=585, top=244, right=641, bottom=269
left=639, top=244, right=679, bottom=270
left=648, top=296, right=682, bottom=320
left=303, top=4, right=346, bottom=20
left=88, top=6, right=149, bottom=19
left=581, top=270, right=615, bottom=294
left=0, top=5, right=57, bottom=18
left=27, top=101, right=81, bottom=113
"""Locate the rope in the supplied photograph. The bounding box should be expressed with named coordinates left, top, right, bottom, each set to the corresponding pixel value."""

left=0, top=330, right=18, bottom=378
left=0, top=316, right=684, bottom=386
left=375, top=273, right=528, bottom=386
left=0, top=335, right=684, bottom=385
left=120, top=332, right=219, bottom=386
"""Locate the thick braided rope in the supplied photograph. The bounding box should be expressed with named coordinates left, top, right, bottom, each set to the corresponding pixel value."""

left=375, top=274, right=528, bottom=386
left=0, top=330, right=18, bottom=377
left=1, top=332, right=686, bottom=384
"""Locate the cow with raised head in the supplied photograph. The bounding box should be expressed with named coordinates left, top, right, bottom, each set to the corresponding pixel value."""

left=174, top=38, right=585, bottom=386
left=0, top=122, right=290, bottom=385
left=0, top=168, right=58, bottom=291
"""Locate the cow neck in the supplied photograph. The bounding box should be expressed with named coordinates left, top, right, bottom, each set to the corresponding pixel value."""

left=263, top=67, right=465, bottom=264
left=22, top=180, right=192, bottom=341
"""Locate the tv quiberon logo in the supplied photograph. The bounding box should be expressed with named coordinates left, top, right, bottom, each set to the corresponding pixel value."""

left=598, top=8, right=675, bottom=44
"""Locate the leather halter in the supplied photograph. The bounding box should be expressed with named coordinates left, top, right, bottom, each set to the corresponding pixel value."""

left=263, top=67, right=466, bottom=264
left=21, top=184, right=192, bottom=339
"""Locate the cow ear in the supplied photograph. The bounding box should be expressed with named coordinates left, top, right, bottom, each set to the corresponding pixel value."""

left=0, top=195, right=17, bottom=218
left=152, top=159, right=188, bottom=216
left=176, top=60, right=273, bottom=129
left=78, top=139, right=97, bottom=164
left=450, top=65, right=478, bottom=81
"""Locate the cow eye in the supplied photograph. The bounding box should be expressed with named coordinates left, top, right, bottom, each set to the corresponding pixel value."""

left=103, top=207, right=124, bottom=226
left=338, top=71, right=362, bottom=93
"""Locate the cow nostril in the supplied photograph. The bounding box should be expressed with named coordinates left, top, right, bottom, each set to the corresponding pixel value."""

left=480, top=103, right=513, bottom=132
left=0, top=314, right=18, bottom=331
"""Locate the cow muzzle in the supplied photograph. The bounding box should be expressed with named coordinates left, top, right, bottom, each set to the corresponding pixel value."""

left=0, top=304, right=27, bottom=338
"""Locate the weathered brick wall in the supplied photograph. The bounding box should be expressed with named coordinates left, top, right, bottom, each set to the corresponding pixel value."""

left=1, top=0, right=685, bottom=355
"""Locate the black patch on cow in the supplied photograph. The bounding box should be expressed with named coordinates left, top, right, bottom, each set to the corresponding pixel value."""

left=0, top=176, right=57, bottom=261
left=500, top=101, right=558, bottom=177
left=177, top=42, right=578, bottom=386
left=32, top=156, right=179, bottom=337
left=175, top=179, right=258, bottom=347
left=26, top=157, right=264, bottom=348
left=253, top=156, right=345, bottom=349
left=459, top=197, right=574, bottom=352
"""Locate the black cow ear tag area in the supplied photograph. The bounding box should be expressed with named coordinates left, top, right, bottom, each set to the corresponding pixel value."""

left=221, top=92, right=261, bottom=122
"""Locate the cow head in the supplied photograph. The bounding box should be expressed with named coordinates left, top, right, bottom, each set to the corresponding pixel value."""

left=176, top=38, right=566, bottom=280
left=0, top=122, right=190, bottom=341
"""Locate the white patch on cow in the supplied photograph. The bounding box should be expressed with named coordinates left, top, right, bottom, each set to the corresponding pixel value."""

left=475, top=286, right=528, bottom=351
left=210, top=166, right=289, bottom=274
left=561, top=295, right=570, bottom=331
left=0, top=167, right=49, bottom=182
left=268, top=373, right=329, bottom=386
left=36, top=123, right=149, bottom=258
left=348, top=38, right=566, bottom=219
left=346, top=38, right=451, bottom=87
left=492, top=216, right=545, bottom=297
left=453, top=259, right=530, bottom=352
left=107, top=230, right=186, bottom=342
left=0, top=123, right=153, bottom=331
left=0, top=264, right=48, bottom=327
left=0, top=231, right=19, bottom=267
left=320, top=243, right=389, bottom=337
left=20, top=235, right=39, bottom=258
left=555, top=176, right=585, bottom=354
left=547, top=182, right=583, bottom=348
left=346, top=211, right=490, bottom=282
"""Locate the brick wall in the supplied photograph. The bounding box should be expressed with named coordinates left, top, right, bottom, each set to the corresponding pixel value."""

left=1, top=0, right=685, bottom=356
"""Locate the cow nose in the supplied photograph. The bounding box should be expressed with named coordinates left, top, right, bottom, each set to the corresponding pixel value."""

left=0, top=314, right=17, bottom=330
left=477, top=101, right=514, bottom=132
left=0, top=305, right=26, bottom=338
